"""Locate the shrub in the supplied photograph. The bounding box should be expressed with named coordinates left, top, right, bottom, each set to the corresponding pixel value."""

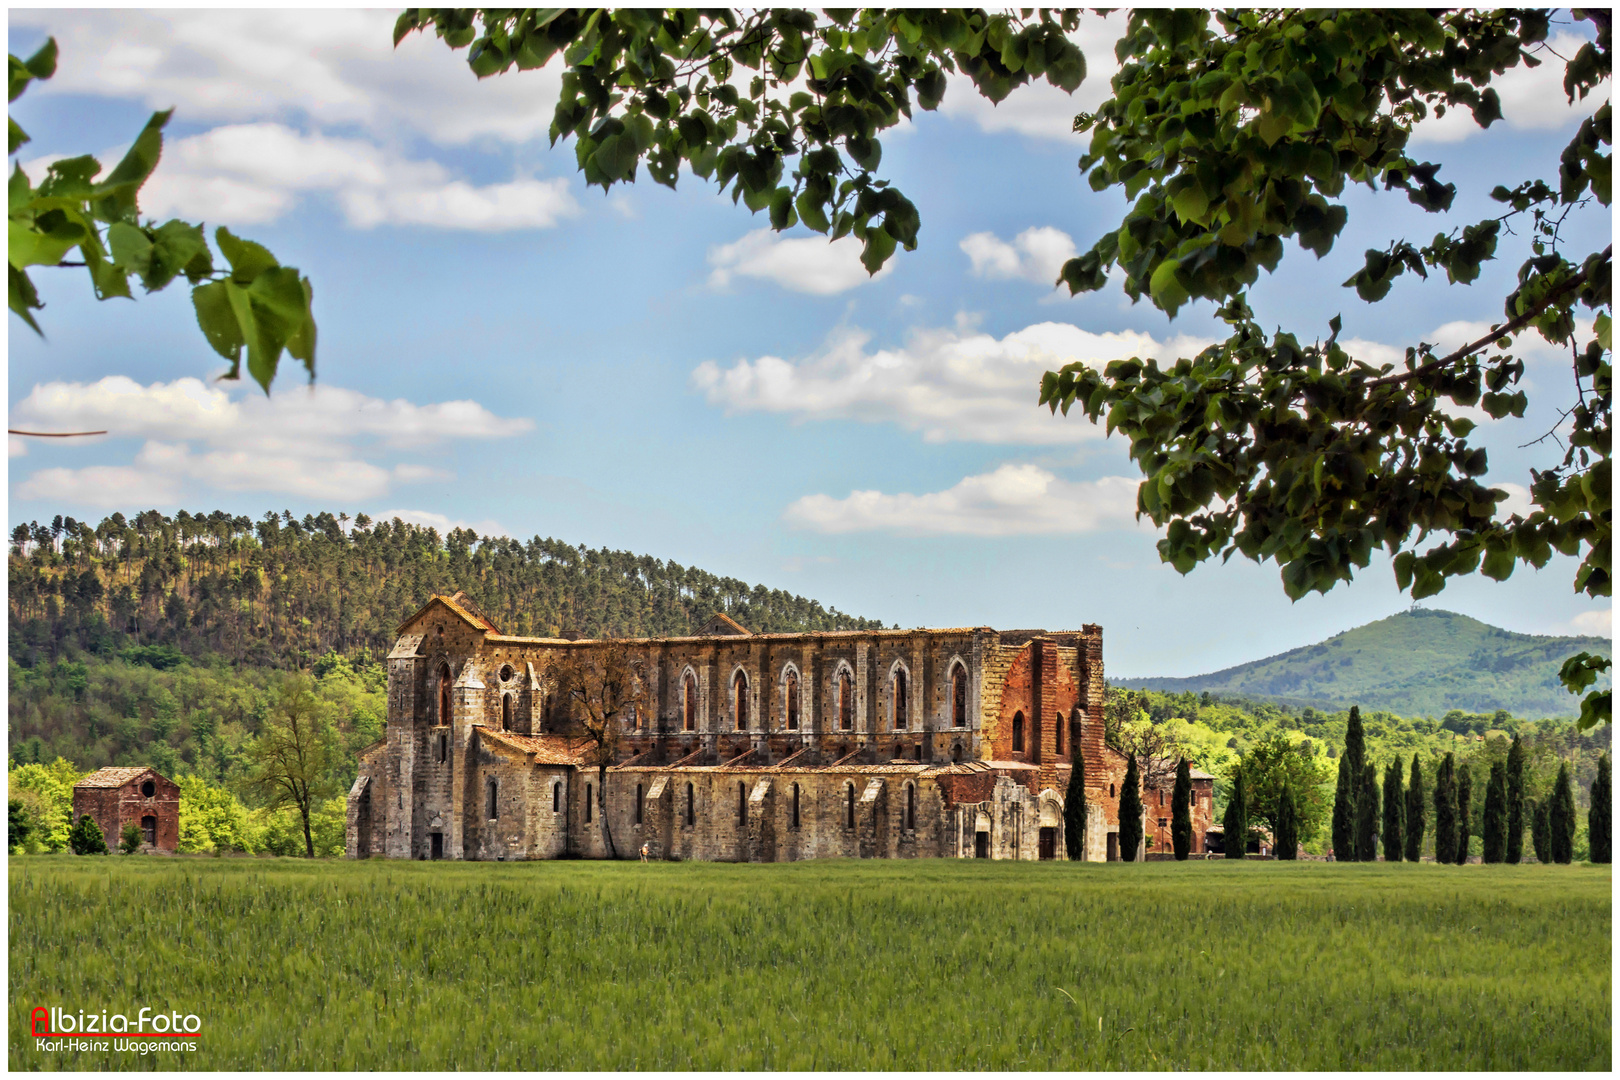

left=68, top=814, right=108, bottom=855
left=1274, top=780, right=1298, bottom=860
left=120, top=822, right=143, bottom=855
left=9, top=797, right=36, bottom=854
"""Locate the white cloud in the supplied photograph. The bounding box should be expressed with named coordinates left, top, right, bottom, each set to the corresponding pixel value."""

left=960, top=226, right=1077, bottom=284
left=937, top=12, right=1125, bottom=139
left=707, top=229, right=891, bottom=295
left=784, top=463, right=1143, bottom=536
left=1493, top=482, right=1535, bottom=520
left=11, top=10, right=562, bottom=147
left=377, top=509, right=510, bottom=538
left=692, top=321, right=1212, bottom=444
left=84, top=123, right=580, bottom=230
left=9, top=377, right=533, bottom=507
left=9, top=437, right=27, bottom=458
left=1563, top=609, right=1613, bottom=638
left=1410, top=33, right=1608, bottom=144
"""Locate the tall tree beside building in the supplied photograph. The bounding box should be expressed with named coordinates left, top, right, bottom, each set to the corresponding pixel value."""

left=1332, top=752, right=1356, bottom=861
left=1531, top=797, right=1552, bottom=863
left=550, top=641, right=652, bottom=861
left=1382, top=760, right=1405, bottom=862
left=240, top=675, right=338, bottom=859
left=1455, top=762, right=1474, bottom=864
left=1064, top=746, right=1087, bottom=861
left=1275, top=779, right=1299, bottom=860
left=1550, top=763, right=1576, bottom=864
left=1435, top=753, right=1458, bottom=865
left=1482, top=759, right=1508, bottom=863
left=1404, top=755, right=1427, bottom=862
left=1355, top=762, right=1380, bottom=862
left=1505, top=733, right=1527, bottom=864
left=1589, top=753, right=1611, bottom=865
left=1171, top=757, right=1193, bottom=860
left=1223, top=766, right=1248, bottom=860
left=1118, top=756, right=1144, bottom=862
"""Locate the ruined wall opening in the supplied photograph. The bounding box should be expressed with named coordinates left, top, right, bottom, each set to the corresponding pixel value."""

left=905, top=783, right=916, bottom=830
left=683, top=673, right=697, bottom=731
left=585, top=783, right=593, bottom=822
left=892, top=668, right=907, bottom=730
left=552, top=782, right=561, bottom=812
left=951, top=663, right=967, bottom=728
left=140, top=815, right=156, bottom=845
left=685, top=783, right=695, bottom=826
left=845, top=783, right=855, bottom=829
left=501, top=694, right=512, bottom=731
left=734, top=671, right=749, bottom=731
left=951, top=743, right=962, bottom=763
left=141, top=780, right=155, bottom=798
left=791, top=783, right=800, bottom=827
left=1012, top=711, right=1025, bottom=753
left=486, top=779, right=498, bottom=821
left=437, top=733, right=448, bottom=763
left=438, top=663, right=452, bottom=725
left=785, top=671, right=799, bottom=730
left=838, top=670, right=853, bottom=731
left=635, top=783, right=643, bottom=825
left=738, top=781, right=747, bottom=824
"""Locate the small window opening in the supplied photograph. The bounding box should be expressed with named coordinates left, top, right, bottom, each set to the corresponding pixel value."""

left=1057, top=711, right=1066, bottom=754
left=1110, top=783, right=1116, bottom=799
left=502, top=694, right=512, bottom=731
left=785, top=671, right=799, bottom=730
left=586, top=783, right=593, bottom=822
left=141, top=780, right=155, bottom=799
left=635, top=783, right=643, bottom=825
left=486, top=779, right=498, bottom=821
left=792, top=783, right=801, bottom=828
left=846, top=783, right=856, bottom=828
left=906, top=784, right=916, bottom=830
left=738, top=781, right=747, bottom=824
left=734, top=671, right=749, bottom=731
left=499, top=664, right=514, bottom=682
left=914, top=744, right=923, bottom=761
left=683, top=673, right=697, bottom=732
left=952, top=743, right=963, bottom=763
left=140, top=815, right=156, bottom=845
left=439, top=663, right=452, bottom=725
left=1012, top=711, right=1025, bottom=753
left=552, top=782, right=561, bottom=813
left=894, top=742, right=903, bottom=760
left=838, top=670, right=853, bottom=731
left=686, top=782, right=695, bottom=826
left=893, top=669, right=908, bottom=730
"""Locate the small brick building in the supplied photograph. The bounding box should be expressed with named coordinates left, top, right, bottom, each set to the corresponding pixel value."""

left=71, top=767, right=179, bottom=853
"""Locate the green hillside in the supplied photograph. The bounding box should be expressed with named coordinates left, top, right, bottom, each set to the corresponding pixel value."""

left=1122, top=608, right=1611, bottom=719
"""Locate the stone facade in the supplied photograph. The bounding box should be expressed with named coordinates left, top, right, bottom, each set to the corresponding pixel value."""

left=71, top=766, right=179, bottom=853
left=347, top=593, right=1213, bottom=862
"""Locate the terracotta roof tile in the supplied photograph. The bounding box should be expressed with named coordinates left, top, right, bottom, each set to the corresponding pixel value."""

left=479, top=730, right=591, bottom=766
left=73, top=766, right=156, bottom=789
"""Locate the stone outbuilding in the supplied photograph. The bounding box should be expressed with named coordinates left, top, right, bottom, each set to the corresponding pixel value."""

left=71, top=767, right=179, bottom=853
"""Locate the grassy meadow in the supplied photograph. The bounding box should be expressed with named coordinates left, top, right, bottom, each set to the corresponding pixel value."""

left=9, top=856, right=1611, bottom=1071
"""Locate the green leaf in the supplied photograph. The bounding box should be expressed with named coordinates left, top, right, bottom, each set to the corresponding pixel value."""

left=214, top=227, right=280, bottom=284
left=9, top=262, right=42, bottom=333
left=860, top=226, right=895, bottom=274
left=107, top=222, right=154, bottom=277
left=90, top=109, right=172, bottom=222
left=1148, top=260, right=1190, bottom=316
left=192, top=280, right=246, bottom=369
left=8, top=216, right=86, bottom=268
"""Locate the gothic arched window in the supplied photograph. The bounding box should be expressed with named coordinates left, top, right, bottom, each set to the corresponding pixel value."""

left=838, top=670, right=853, bottom=731
left=951, top=663, right=967, bottom=728
left=439, top=663, right=452, bottom=725
left=734, top=671, right=749, bottom=731
left=683, top=672, right=697, bottom=731
left=785, top=671, right=800, bottom=730
left=1012, top=711, right=1025, bottom=753
left=893, top=668, right=908, bottom=730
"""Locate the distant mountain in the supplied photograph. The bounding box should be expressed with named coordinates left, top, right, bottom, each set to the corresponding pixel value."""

left=1119, top=608, right=1611, bottom=719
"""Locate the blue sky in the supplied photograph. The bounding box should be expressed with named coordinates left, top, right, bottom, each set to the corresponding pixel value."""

left=7, top=10, right=1611, bottom=676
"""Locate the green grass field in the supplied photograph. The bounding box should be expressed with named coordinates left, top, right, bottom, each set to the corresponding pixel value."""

left=9, top=856, right=1611, bottom=1071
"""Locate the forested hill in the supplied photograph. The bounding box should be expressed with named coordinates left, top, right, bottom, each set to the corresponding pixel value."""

left=1121, top=608, right=1611, bottom=720
left=8, top=510, right=888, bottom=669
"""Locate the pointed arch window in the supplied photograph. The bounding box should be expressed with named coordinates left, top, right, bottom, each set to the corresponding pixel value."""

left=785, top=671, right=800, bottom=730
left=892, top=668, right=908, bottom=730
left=905, top=783, right=916, bottom=830
left=951, top=663, right=967, bottom=728
left=685, top=782, right=695, bottom=826
left=1012, top=711, right=1025, bottom=753
left=486, top=779, right=498, bottom=821
left=438, top=663, right=452, bottom=725
left=738, top=781, right=748, bottom=824
left=845, top=782, right=856, bottom=828
left=683, top=672, right=697, bottom=732
left=838, top=670, right=853, bottom=731
left=791, top=783, right=801, bottom=828
left=734, top=671, right=749, bottom=731
left=501, top=694, right=512, bottom=731
left=552, top=782, right=561, bottom=813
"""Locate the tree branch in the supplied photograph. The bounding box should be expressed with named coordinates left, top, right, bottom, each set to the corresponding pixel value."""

left=1364, top=245, right=1611, bottom=390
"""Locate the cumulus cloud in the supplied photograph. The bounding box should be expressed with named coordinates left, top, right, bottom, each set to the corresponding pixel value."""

left=1410, top=33, right=1608, bottom=145
left=960, top=226, right=1077, bottom=284
left=784, top=463, right=1143, bottom=536
left=9, top=377, right=532, bottom=507
left=707, top=229, right=891, bottom=295
left=378, top=508, right=510, bottom=538
left=9, top=437, right=27, bottom=458
left=1563, top=609, right=1613, bottom=638
left=692, top=321, right=1212, bottom=444
left=10, top=10, right=562, bottom=147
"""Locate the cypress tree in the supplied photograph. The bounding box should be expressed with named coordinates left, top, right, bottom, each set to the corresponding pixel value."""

left=1531, top=797, right=1551, bottom=863
left=1344, top=705, right=1366, bottom=783
left=1064, top=745, right=1087, bottom=861
left=1275, top=779, right=1298, bottom=860
left=1434, top=753, right=1458, bottom=865
left=1455, top=762, right=1473, bottom=864
left=1382, top=759, right=1405, bottom=862
left=1482, top=759, right=1507, bottom=863
left=1505, top=733, right=1526, bottom=864
left=1550, top=762, right=1575, bottom=864
left=1355, top=762, right=1379, bottom=862
left=1589, top=753, right=1610, bottom=865
left=1223, top=767, right=1248, bottom=859
left=1118, top=756, right=1143, bottom=862
left=1404, top=755, right=1426, bottom=862
left=1332, top=752, right=1356, bottom=860
left=1171, top=757, right=1193, bottom=860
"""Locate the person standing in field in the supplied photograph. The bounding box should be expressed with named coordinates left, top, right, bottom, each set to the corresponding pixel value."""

left=640, top=842, right=649, bottom=863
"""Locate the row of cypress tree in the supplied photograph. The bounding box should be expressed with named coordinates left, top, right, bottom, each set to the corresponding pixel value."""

left=1062, top=727, right=1608, bottom=865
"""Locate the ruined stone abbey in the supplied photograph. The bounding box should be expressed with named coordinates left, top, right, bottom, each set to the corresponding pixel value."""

left=346, top=593, right=1214, bottom=862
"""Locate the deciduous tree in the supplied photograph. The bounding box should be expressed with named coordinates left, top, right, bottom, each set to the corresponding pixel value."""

left=550, top=640, right=653, bottom=860
left=240, top=675, right=338, bottom=858
left=1171, top=757, right=1192, bottom=860
left=1233, top=732, right=1332, bottom=848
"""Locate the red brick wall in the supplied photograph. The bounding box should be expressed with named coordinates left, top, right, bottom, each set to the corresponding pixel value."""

left=71, top=773, right=180, bottom=853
